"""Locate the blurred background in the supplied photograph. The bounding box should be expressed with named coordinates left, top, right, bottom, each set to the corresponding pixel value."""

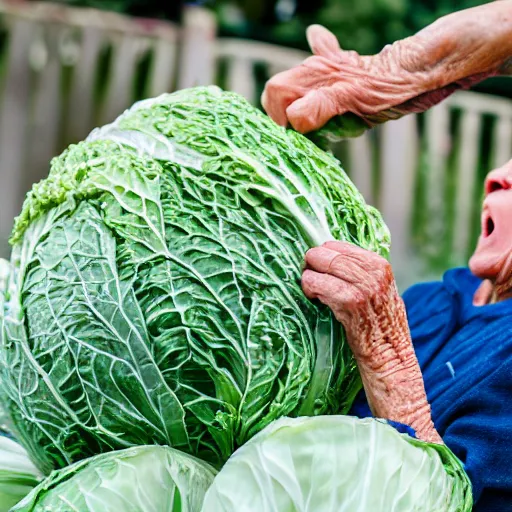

left=0, top=0, right=510, bottom=290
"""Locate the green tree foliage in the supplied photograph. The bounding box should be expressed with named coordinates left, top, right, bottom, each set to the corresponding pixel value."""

left=213, top=0, right=493, bottom=54
left=36, top=0, right=183, bottom=21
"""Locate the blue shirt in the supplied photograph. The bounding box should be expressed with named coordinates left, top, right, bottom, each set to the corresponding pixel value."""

left=349, top=268, right=512, bottom=511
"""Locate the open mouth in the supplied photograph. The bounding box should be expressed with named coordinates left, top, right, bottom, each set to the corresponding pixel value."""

left=484, top=215, right=495, bottom=237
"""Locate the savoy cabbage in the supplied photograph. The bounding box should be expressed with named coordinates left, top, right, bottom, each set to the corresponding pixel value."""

left=0, top=86, right=389, bottom=475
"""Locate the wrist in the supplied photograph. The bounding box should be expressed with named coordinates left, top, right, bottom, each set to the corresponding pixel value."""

left=415, top=1, right=512, bottom=85
left=360, top=364, right=443, bottom=444
left=345, top=287, right=413, bottom=374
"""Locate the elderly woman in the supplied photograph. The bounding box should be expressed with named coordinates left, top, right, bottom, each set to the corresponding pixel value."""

left=262, top=2, right=512, bottom=510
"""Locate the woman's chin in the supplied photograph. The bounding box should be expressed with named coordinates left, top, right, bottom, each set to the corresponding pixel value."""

left=469, top=248, right=501, bottom=280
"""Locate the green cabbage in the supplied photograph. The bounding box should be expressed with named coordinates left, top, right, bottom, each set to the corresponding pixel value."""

left=0, top=86, right=389, bottom=475
left=0, top=436, right=40, bottom=511
left=11, top=445, right=216, bottom=512
left=307, top=113, right=371, bottom=149
left=202, top=416, right=473, bottom=512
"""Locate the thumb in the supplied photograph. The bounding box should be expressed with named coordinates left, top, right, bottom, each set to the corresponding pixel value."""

left=306, top=25, right=342, bottom=60
left=473, top=279, right=493, bottom=306
left=286, top=88, right=343, bottom=133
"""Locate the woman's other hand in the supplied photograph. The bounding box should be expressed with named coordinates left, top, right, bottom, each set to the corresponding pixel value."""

left=262, top=1, right=512, bottom=134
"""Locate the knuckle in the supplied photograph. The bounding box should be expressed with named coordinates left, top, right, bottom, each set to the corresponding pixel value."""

left=302, top=55, right=321, bottom=67
left=344, top=288, right=366, bottom=309
left=288, top=105, right=318, bottom=131
left=266, top=73, right=291, bottom=92
left=330, top=253, right=346, bottom=273
left=263, top=81, right=280, bottom=98
left=305, top=112, right=318, bottom=126
left=372, top=255, right=392, bottom=276
left=301, top=269, right=318, bottom=296
left=304, top=246, right=320, bottom=265
left=301, top=268, right=314, bottom=285
left=346, top=50, right=362, bottom=64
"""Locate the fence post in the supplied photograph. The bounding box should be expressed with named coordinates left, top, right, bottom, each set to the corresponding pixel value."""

left=453, top=108, right=481, bottom=262
left=66, top=25, right=105, bottom=144
left=227, top=54, right=256, bottom=103
left=0, top=17, right=34, bottom=257
left=347, top=134, right=374, bottom=206
left=26, top=24, right=63, bottom=185
left=177, top=5, right=217, bottom=90
left=379, top=115, right=419, bottom=289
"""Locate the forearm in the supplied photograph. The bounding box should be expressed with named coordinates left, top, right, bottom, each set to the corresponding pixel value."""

left=415, top=0, right=512, bottom=83
left=358, top=359, right=442, bottom=444
left=342, top=1, right=512, bottom=126
left=348, top=293, right=442, bottom=444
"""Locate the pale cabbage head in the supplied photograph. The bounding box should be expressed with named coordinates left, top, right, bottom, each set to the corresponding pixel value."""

left=0, top=87, right=389, bottom=474
left=0, top=436, right=40, bottom=511
left=202, top=416, right=473, bottom=512
left=11, top=445, right=215, bottom=512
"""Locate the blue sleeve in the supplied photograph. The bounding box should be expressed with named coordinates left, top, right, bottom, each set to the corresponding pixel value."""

left=402, top=279, right=456, bottom=334
left=401, top=280, right=443, bottom=310
left=474, top=491, right=512, bottom=511
left=441, top=360, right=512, bottom=509
left=386, top=420, right=416, bottom=438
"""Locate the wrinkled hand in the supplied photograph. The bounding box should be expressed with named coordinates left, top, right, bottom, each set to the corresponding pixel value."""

left=302, top=241, right=442, bottom=444
left=302, top=241, right=410, bottom=371
left=262, top=2, right=512, bottom=133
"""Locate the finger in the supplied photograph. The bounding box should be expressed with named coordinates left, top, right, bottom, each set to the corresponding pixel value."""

left=261, top=66, right=314, bottom=126
left=305, top=247, right=368, bottom=284
left=286, top=87, right=343, bottom=133
left=261, top=85, right=296, bottom=127
left=302, top=268, right=346, bottom=301
left=301, top=270, right=360, bottom=321
left=322, top=241, right=377, bottom=258
left=322, top=241, right=384, bottom=267
left=473, top=279, right=493, bottom=306
left=306, top=25, right=342, bottom=59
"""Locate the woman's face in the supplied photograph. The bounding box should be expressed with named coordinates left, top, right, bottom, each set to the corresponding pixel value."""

left=469, top=159, right=512, bottom=281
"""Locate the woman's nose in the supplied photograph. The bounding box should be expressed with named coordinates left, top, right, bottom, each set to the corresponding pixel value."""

left=485, top=167, right=512, bottom=195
